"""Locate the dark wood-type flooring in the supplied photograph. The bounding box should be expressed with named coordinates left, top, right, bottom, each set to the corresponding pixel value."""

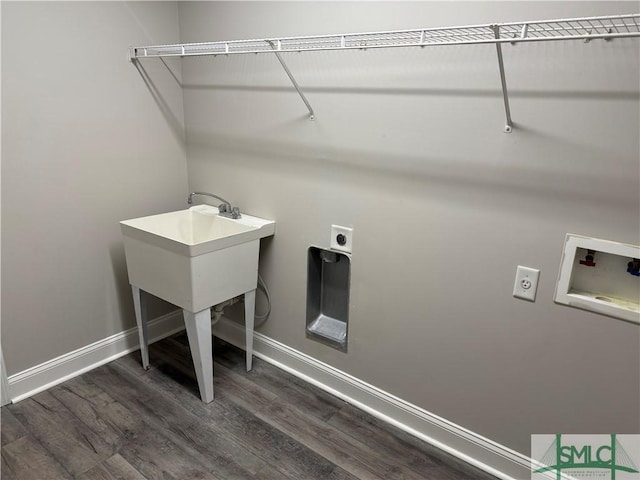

left=1, top=333, right=498, bottom=479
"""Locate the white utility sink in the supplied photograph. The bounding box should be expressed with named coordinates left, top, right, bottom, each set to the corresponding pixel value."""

left=121, top=205, right=275, bottom=312
left=120, top=204, right=275, bottom=403
left=121, top=205, right=274, bottom=257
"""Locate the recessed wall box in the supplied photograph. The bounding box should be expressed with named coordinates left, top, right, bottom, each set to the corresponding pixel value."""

left=555, top=234, right=640, bottom=324
left=306, top=246, right=351, bottom=352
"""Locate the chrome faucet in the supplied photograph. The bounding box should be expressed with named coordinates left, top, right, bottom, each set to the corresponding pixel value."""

left=187, top=192, right=241, bottom=219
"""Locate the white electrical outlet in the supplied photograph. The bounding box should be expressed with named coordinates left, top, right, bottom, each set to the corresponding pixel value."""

left=330, top=225, right=353, bottom=253
left=513, top=265, right=540, bottom=302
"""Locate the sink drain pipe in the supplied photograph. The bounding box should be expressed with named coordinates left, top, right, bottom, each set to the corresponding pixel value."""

left=210, top=274, right=272, bottom=327
left=211, top=298, right=239, bottom=325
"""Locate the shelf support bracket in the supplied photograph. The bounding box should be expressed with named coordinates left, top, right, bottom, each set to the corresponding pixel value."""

left=492, top=25, right=513, bottom=133
left=266, top=41, right=315, bottom=120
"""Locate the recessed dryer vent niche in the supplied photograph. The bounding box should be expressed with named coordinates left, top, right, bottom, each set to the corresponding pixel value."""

left=555, top=234, right=640, bottom=324
left=306, top=247, right=351, bottom=352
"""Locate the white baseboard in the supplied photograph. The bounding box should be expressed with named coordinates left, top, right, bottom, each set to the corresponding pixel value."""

left=6, top=311, right=533, bottom=480
left=7, top=310, right=184, bottom=403
left=213, top=318, right=533, bottom=480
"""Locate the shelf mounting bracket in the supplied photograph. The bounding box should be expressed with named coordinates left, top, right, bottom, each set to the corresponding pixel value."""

left=266, top=40, right=315, bottom=120
left=492, top=25, right=513, bottom=133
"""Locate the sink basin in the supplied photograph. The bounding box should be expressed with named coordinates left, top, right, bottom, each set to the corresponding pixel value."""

left=121, top=205, right=275, bottom=312
left=120, top=205, right=275, bottom=257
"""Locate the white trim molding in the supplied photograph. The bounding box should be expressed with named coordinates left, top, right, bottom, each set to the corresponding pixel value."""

left=1, top=345, right=10, bottom=407
left=7, top=310, right=184, bottom=403
left=213, top=318, right=533, bottom=480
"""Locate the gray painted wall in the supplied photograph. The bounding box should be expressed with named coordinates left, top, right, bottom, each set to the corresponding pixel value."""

left=2, top=2, right=187, bottom=374
left=178, top=1, right=640, bottom=455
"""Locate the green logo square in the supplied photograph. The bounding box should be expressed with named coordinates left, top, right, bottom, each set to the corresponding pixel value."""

left=531, top=434, right=640, bottom=480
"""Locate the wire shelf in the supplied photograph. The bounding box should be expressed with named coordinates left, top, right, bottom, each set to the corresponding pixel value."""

left=130, top=14, right=640, bottom=59
left=129, top=13, right=640, bottom=131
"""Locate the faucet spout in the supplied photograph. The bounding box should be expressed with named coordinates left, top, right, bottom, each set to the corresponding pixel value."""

left=187, top=192, right=241, bottom=219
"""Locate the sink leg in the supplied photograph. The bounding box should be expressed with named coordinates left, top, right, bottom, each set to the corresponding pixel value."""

left=131, top=286, right=149, bottom=370
left=183, top=308, right=214, bottom=403
left=244, top=289, right=256, bottom=371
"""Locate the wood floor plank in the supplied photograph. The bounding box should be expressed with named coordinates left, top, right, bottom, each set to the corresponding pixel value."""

left=129, top=337, right=352, bottom=480
left=254, top=400, right=383, bottom=479
left=112, top=351, right=150, bottom=378
left=8, top=391, right=116, bottom=476
left=164, top=415, right=272, bottom=480
left=214, top=362, right=279, bottom=413
left=214, top=338, right=346, bottom=421
left=149, top=336, right=198, bottom=375
left=149, top=365, right=337, bottom=479
left=146, top=360, right=232, bottom=421
left=89, top=362, right=281, bottom=480
left=77, top=453, right=146, bottom=480
left=151, top=336, right=279, bottom=413
left=117, top=425, right=222, bottom=480
left=328, top=403, right=445, bottom=474
left=251, top=463, right=302, bottom=480
left=187, top=335, right=494, bottom=480
left=1, top=407, right=28, bottom=446
left=256, top=397, right=433, bottom=480
left=68, top=367, right=233, bottom=480
left=43, top=375, right=145, bottom=448
left=210, top=336, right=245, bottom=367
left=1, top=448, right=10, bottom=479
left=214, top=397, right=338, bottom=480
left=1, top=435, right=73, bottom=480
left=326, top=466, right=364, bottom=480
left=112, top=357, right=339, bottom=480
left=48, top=376, right=126, bottom=453
left=329, top=404, right=497, bottom=480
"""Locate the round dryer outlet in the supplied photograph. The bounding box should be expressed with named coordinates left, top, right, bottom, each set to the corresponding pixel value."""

left=330, top=225, right=353, bottom=253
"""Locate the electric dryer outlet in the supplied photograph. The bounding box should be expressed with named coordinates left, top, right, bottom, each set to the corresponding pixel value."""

left=331, top=225, right=353, bottom=254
